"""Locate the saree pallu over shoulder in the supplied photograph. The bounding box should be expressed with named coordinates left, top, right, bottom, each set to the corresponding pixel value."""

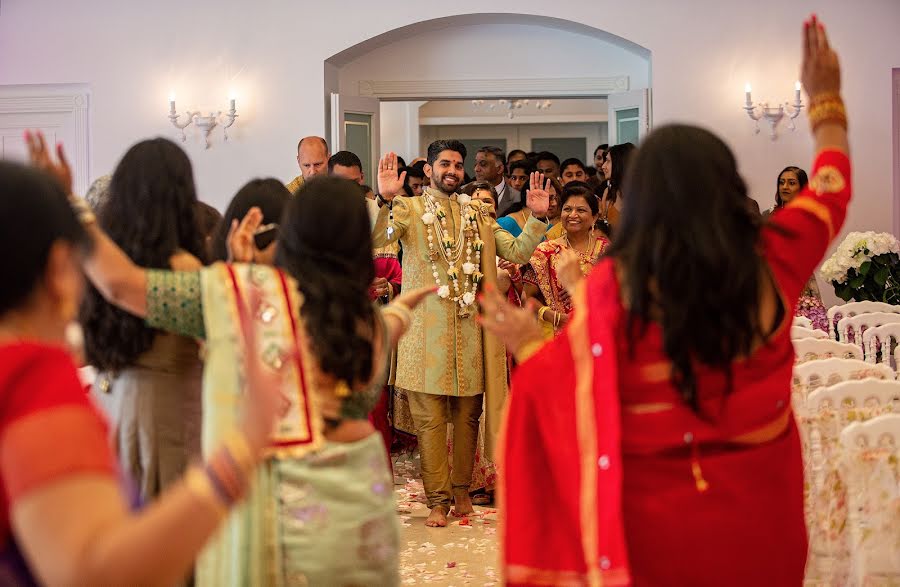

left=199, top=262, right=323, bottom=459
left=196, top=263, right=324, bottom=587
left=501, top=260, right=630, bottom=587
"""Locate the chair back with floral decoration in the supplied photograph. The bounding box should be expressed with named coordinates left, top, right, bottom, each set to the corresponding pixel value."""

left=804, top=380, right=900, bottom=585
left=793, top=325, right=829, bottom=340
left=827, top=302, right=900, bottom=340
left=828, top=302, right=900, bottom=339
left=794, top=338, right=863, bottom=365
left=838, top=413, right=900, bottom=586
left=794, top=315, right=814, bottom=329
left=861, top=323, right=900, bottom=369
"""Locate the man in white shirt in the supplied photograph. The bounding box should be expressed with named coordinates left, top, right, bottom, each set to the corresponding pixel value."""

left=473, top=146, right=521, bottom=217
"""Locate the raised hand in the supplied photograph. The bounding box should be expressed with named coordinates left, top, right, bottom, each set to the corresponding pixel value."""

left=377, top=152, right=407, bottom=201
left=477, top=283, right=543, bottom=355
left=227, top=207, right=263, bottom=263
left=25, top=130, right=73, bottom=195
left=801, top=15, right=840, bottom=99
left=525, top=171, right=550, bottom=218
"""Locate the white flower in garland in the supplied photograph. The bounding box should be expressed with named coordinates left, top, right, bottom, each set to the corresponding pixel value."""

left=462, top=262, right=476, bottom=275
left=457, top=193, right=471, bottom=205
left=462, top=291, right=476, bottom=306
left=437, top=285, right=451, bottom=299
left=421, top=212, right=436, bottom=225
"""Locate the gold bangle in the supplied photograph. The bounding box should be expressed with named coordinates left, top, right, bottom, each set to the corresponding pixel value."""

left=382, top=305, right=411, bottom=331
left=184, top=467, right=228, bottom=518
left=514, top=337, right=545, bottom=363
left=537, top=306, right=551, bottom=323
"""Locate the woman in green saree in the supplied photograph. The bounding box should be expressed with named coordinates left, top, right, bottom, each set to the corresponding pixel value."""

left=71, top=169, right=432, bottom=585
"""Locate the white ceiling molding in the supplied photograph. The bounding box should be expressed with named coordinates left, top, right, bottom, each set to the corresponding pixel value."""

left=420, top=114, right=609, bottom=126
left=0, top=86, right=90, bottom=195
left=359, top=76, right=629, bottom=100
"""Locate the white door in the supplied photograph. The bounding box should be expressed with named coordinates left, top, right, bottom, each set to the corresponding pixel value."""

left=607, top=89, right=651, bottom=145
left=330, top=93, right=381, bottom=186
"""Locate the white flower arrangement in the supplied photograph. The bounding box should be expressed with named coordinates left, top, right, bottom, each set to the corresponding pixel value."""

left=820, top=231, right=900, bottom=303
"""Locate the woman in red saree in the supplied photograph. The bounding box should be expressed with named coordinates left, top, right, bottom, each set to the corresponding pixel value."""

left=0, top=142, right=280, bottom=585
left=479, top=17, right=848, bottom=586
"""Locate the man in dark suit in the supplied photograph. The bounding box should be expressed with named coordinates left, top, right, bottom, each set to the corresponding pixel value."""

left=473, top=145, right=521, bottom=217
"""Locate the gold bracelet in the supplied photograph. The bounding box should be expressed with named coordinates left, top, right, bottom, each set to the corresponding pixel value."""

left=184, top=467, right=228, bottom=517
left=223, top=433, right=255, bottom=476
left=537, top=306, right=551, bottom=323
left=382, top=305, right=411, bottom=331
left=514, top=338, right=545, bottom=363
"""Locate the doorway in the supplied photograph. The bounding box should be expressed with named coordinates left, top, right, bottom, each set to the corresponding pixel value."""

left=324, top=14, right=652, bottom=171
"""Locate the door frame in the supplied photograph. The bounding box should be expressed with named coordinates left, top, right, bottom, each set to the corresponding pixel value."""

left=0, top=84, right=91, bottom=194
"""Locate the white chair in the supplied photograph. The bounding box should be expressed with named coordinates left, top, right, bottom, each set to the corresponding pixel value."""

left=793, top=315, right=814, bottom=330
left=803, top=381, right=900, bottom=585
left=794, top=338, right=863, bottom=364
left=828, top=301, right=900, bottom=340
left=793, top=358, right=895, bottom=419
left=792, top=325, right=828, bottom=340
left=837, top=312, right=900, bottom=351
left=862, top=323, right=900, bottom=368
left=838, top=414, right=900, bottom=586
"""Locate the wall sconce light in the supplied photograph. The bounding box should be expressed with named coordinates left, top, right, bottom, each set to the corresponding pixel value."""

left=743, top=81, right=803, bottom=140
left=168, top=92, right=238, bottom=149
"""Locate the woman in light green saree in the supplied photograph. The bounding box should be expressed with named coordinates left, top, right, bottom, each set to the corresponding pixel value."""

left=79, top=176, right=432, bottom=586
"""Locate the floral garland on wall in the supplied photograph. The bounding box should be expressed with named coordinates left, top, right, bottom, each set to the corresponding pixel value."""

left=819, top=231, right=900, bottom=303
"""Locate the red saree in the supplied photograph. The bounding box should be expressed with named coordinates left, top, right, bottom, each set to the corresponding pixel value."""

left=501, top=149, right=851, bottom=586
left=1, top=342, right=117, bottom=583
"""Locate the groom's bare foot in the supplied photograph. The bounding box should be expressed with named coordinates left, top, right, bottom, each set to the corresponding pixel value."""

left=452, top=489, right=474, bottom=517
left=425, top=505, right=449, bottom=527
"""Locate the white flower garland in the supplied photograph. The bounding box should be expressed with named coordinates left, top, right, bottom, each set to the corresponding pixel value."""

left=421, top=193, right=483, bottom=316
left=820, top=231, right=900, bottom=284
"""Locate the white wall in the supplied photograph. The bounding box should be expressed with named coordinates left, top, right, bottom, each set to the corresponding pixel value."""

left=1, top=0, right=896, bottom=272
left=379, top=101, right=424, bottom=161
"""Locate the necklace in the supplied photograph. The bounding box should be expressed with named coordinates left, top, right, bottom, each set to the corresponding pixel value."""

left=564, top=232, right=597, bottom=272
left=422, top=192, right=483, bottom=317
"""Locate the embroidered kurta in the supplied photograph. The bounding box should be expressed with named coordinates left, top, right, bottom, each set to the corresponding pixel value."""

left=372, top=188, right=547, bottom=457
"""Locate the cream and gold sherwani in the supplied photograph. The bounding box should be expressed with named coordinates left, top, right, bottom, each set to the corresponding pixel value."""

left=372, top=187, right=547, bottom=458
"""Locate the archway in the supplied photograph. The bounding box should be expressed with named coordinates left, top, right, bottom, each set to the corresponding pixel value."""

left=324, top=14, right=652, bottom=179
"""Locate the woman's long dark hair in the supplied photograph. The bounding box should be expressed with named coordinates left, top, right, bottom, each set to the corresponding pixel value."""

left=211, top=179, right=292, bottom=262
left=605, top=142, right=636, bottom=204
left=275, top=176, right=376, bottom=386
left=81, top=138, right=204, bottom=371
left=774, top=166, right=809, bottom=208
left=605, top=125, right=765, bottom=412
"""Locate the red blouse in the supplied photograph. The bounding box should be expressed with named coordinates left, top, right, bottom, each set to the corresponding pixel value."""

left=0, top=342, right=116, bottom=550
